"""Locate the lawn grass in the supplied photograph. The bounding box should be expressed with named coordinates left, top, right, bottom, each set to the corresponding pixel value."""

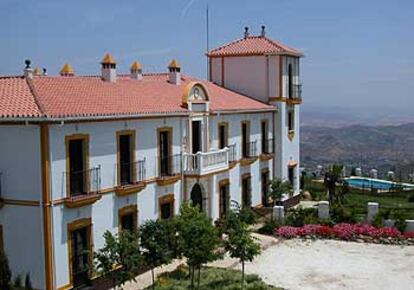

left=146, top=266, right=279, bottom=290
left=306, top=180, right=414, bottom=219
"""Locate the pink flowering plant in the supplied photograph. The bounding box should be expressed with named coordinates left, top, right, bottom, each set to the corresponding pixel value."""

left=274, top=223, right=414, bottom=244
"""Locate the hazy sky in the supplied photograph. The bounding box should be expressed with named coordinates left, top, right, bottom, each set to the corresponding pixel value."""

left=1, top=0, right=413, bottom=114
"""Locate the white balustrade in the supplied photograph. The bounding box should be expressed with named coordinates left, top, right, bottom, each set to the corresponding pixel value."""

left=183, top=148, right=229, bottom=176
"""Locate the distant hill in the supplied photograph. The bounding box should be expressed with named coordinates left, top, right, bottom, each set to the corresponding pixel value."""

left=300, top=123, right=414, bottom=178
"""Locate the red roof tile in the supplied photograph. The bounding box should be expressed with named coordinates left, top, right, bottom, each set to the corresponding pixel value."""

left=0, top=77, right=42, bottom=118
left=207, top=36, right=303, bottom=57
left=0, top=73, right=273, bottom=120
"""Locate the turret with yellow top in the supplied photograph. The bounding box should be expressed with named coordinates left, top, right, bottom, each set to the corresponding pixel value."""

left=168, top=59, right=181, bottom=85
left=130, top=61, right=143, bottom=80
left=101, top=53, right=117, bottom=82
left=60, top=63, right=74, bottom=76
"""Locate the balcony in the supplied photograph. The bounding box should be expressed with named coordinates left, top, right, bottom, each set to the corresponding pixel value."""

left=228, top=143, right=238, bottom=168
left=240, top=140, right=258, bottom=166
left=260, top=138, right=274, bottom=161
left=115, top=159, right=146, bottom=196
left=64, top=166, right=102, bottom=208
left=156, top=154, right=182, bottom=186
left=183, top=148, right=229, bottom=176
left=287, top=84, right=302, bottom=105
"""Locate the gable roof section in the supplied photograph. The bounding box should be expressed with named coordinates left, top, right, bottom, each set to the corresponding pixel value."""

left=0, top=76, right=42, bottom=118
left=0, top=73, right=273, bottom=120
left=207, top=36, right=303, bottom=57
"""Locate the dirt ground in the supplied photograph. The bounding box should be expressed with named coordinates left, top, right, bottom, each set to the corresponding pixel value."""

left=242, top=238, right=414, bottom=290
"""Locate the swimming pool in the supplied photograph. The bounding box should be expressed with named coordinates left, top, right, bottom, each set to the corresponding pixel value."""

left=345, top=177, right=414, bottom=191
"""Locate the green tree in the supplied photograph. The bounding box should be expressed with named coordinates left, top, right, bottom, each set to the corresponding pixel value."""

left=175, top=202, right=222, bottom=290
left=223, top=209, right=261, bottom=290
left=140, top=219, right=174, bottom=290
left=0, top=251, right=11, bottom=290
left=324, top=164, right=346, bottom=206
left=269, top=178, right=292, bottom=208
left=95, top=230, right=142, bottom=290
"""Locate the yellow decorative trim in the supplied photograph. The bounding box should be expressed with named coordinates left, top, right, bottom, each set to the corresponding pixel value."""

left=65, top=133, right=90, bottom=197
left=115, top=183, right=146, bottom=197
left=130, top=61, right=142, bottom=71
left=259, top=154, right=274, bottom=161
left=218, top=178, right=230, bottom=187
left=116, top=130, right=137, bottom=186
left=240, top=157, right=257, bottom=166
left=2, top=199, right=40, bottom=207
left=228, top=161, right=238, bottom=169
left=168, top=59, right=181, bottom=69
left=182, top=82, right=210, bottom=106
left=67, top=218, right=93, bottom=289
left=101, top=53, right=116, bottom=64
left=286, top=98, right=302, bottom=105
left=288, top=160, right=298, bottom=168
left=41, top=124, right=54, bottom=290
left=64, top=194, right=101, bottom=208
left=268, top=96, right=286, bottom=102
left=156, top=174, right=181, bottom=186
left=118, top=204, right=138, bottom=234
left=288, top=130, right=295, bottom=141
left=159, top=194, right=175, bottom=219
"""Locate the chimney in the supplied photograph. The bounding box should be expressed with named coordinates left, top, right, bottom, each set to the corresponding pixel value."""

left=168, top=59, right=181, bottom=85
left=130, top=61, right=143, bottom=80
left=101, top=53, right=117, bottom=82
left=23, top=59, right=33, bottom=79
left=60, top=63, right=75, bottom=77
left=260, top=25, right=266, bottom=37
left=244, top=26, right=250, bottom=39
left=42, top=68, right=48, bottom=76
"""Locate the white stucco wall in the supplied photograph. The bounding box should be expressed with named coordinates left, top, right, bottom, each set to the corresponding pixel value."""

left=0, top=125, right=42, bottom=200
left=0, top=205, right=44, bottom=289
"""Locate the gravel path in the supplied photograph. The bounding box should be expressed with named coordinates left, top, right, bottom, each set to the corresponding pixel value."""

left=241, top=238, right=414, bottom=290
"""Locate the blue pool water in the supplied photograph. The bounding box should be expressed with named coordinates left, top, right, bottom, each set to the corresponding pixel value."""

left=345, top=177, right=414, bottom=190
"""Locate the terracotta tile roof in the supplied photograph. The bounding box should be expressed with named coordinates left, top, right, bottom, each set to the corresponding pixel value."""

left=0, top=76, right=42, bottom=118
left=207, top=36, right=303, bottom=57
left=0, top=73, right=274, bottom=120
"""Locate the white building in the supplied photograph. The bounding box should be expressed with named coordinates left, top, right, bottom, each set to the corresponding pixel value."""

left=0, top=27, right=303, bottom=290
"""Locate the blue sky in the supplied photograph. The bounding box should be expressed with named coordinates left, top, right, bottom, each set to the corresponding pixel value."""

left=1, top=0, right=413, bottom=116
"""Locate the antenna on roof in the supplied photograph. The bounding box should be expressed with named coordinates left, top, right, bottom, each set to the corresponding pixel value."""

left=206, top=4, right=210, bottom=80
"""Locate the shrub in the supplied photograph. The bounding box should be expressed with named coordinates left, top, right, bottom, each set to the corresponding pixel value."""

left=238, top=207, right=256, bottom=225
left=258, top=219, right=281, bottom=235
left=285, top=207, right=318, bottom=227
left=0, top=251, right=11, bottom=290
left=331, top=205, right=358, bottom=224
left=392, top=211, right=407, bottom=232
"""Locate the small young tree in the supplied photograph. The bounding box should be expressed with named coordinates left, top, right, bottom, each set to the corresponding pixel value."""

left=324, top=164, right=345, bottom=206
left=140, top=219, right=173, bottom=290
left=269, top=178, right=292, bottom=208
left=223, top=210, right=261, bottom=290
left=0, top=251, right=11, bottom=290
left=95, top=230, right=142, bottom=290
left=175, top=202, right=222, bottom=290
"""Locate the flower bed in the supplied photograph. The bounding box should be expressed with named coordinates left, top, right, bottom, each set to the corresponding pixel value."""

left=274, top=223, right=414, bottom=245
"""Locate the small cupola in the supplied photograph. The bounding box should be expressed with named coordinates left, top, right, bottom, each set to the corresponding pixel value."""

left=33, top=67, right=43, bottom=76
left=130, top=61, right=143, bottom=80
left=60, top=63, right=75, bottom=76
left=101, top=53, right=117, bottom=82
left=244, top=26, right=250, bottom=39
left=168, top=59, right=181, bottom=85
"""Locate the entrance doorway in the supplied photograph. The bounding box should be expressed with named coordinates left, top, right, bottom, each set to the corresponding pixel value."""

left=190, top=183, right=203, bottom=212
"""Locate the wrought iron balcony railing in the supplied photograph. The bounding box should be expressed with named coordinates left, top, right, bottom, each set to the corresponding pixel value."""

left=262, top=138, right=274, bottom=154
left=228, top=143, right=237, bottom=163
left=158, top=154, right=182, bottom=178
left=242, top=140, right=257, bottom=159
left=118, top=158, right=146, bottom=186
left=66, top=166, right=101, bottom=197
